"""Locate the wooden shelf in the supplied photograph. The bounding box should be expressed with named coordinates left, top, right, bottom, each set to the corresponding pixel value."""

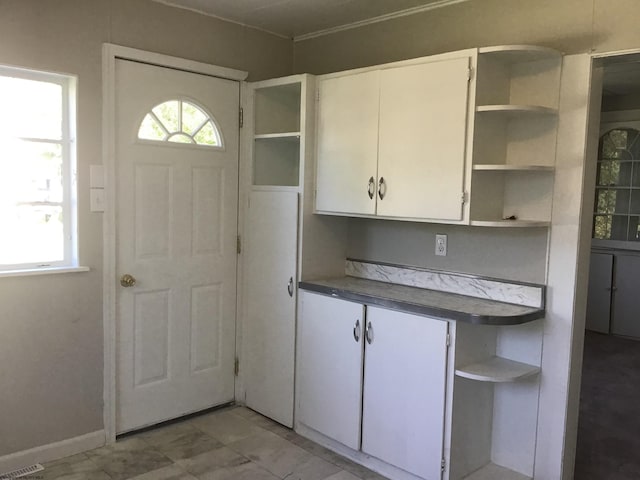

left=463, top=462, right=531, bottom=480
left=476, top=105, right=557, bottom=117
left=469, top=219, right=550, bottom=228
left=473, top=164, right=554, bottom=172
left=478, top=45, right=561, bottom=64
left=455, top=356, right=540, bottom=383
left=254, top=132, right=300, bottom=141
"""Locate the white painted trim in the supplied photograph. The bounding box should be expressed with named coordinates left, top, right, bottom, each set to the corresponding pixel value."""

left=103, top=44, right=248, bottom=81
left=294, top=0, right=472, bottom=42
left=0, top=266, right=89, bottom=278
left=0, top=430, right=104, bottom=474
left=149, top=0, right=290, bottom=40
left=102, top=44, right=246, bottom=443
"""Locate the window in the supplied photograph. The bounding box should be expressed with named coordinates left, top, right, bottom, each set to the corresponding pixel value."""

left=138, top=99, right=222, bottom=147
left=593, top=127, right=640, bottom=242
left=0, top=65, right=77, bottom=272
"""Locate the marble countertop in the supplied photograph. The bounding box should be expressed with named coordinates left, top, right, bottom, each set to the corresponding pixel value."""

left=299, top=277, right=544, bottom=325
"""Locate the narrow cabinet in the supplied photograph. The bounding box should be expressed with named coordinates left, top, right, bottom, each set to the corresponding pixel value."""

left=296, top=291, right=450, bottom=480
left=315, top=71, right=379, bottom=215
left=297, top=291, right=365, bottom=450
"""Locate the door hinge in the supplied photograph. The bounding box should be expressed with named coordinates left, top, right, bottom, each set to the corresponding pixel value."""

left=467, top=67, right=474, bottom=81
left=446, top=333, right=451, bottom=347
left=239, top=107, right=244, bottom=128
left=441, top=458, right=446, bottom=473
left=234, top=357, right=239, bottom=376
left=237, top=235, right=242, bottom=255
left=316, top=89, right=320, bottom=102
left=461, top=191, right=468, bottom=205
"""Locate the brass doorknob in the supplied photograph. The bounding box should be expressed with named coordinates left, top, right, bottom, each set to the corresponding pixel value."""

left=120, top=274, right=136, bottom=287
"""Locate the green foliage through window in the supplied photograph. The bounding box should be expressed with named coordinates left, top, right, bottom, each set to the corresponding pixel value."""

left=138, top=99, right=222, bottom=147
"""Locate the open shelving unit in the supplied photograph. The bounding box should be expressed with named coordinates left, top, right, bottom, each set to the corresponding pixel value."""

left=469, top=45, right=562, bottom=227
left=455, top=356, right=540, bottom=383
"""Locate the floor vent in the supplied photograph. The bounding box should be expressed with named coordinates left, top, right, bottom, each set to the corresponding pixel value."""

left=0, top=464, right=44, bottom=479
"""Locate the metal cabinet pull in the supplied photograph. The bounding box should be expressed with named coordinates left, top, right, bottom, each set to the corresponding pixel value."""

left=287, top=277, right=294, bottom=297
left=353, top=319, right=361, bottom=342
left=365, top=321, right=374, bottom=344
left=367, top=176, right=375, bottom=199
left=378, top=177, right=386, bottom=200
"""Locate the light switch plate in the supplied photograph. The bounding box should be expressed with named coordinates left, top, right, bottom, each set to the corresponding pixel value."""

left=90, top=188, right=105, bottom=212
left=90, top=165, right=105, bottom=188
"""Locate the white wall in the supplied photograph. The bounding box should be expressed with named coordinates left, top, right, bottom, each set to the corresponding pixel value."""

left=0, top=0, right=292, bottom=458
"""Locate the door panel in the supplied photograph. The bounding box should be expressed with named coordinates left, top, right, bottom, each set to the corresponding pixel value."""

left=585, top=252, right=613, bottom=333
left=612, top=254, right=640, bottom=338
left=377, top=57, right=470, bottom=220
left=362, top=306, right=449, bottom=480
left=244, top=191, right=299, bottom=427
left=297, top=292, right=364, bottom=450
left=316, top=71, right=379, bottom=215
left=115, top=59, right=239, bottom=433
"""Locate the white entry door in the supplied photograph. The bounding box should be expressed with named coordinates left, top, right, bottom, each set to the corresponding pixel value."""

left=115, top=59, right=239, bottom=433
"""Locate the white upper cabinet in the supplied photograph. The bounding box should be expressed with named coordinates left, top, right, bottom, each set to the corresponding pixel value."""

left=377, top=58, right=470, bottom=220
left=315, top=52, right=474, bottom=222
left=316, top=71, right=380, bottom=215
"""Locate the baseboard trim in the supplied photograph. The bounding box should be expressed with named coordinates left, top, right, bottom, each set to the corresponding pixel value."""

left=0, top=430, right=105, bottom=473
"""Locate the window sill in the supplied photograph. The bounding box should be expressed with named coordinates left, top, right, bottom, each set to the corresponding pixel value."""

left=0, top=266, right=90, bottom=278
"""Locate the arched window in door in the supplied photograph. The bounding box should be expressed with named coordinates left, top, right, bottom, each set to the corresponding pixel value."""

left=138, top=99, right=223, bottom=147
left=594, top=127, right=640, bottom=241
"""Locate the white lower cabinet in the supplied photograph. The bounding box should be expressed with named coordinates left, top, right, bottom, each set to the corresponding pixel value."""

left=297, top=291, right=449, bottom=480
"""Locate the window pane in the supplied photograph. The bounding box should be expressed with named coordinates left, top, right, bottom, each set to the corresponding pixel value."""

left=0, top=76, right=62, bottom=139
left=194, top=121, right=219, bottom=146
left=168, top=133, right=193, bottom=144
left=593, top=215, right=612, bottom=239
left=182, top=102, right=207, bottom=135
left=611, top=216, right=629, bottom=240
left=0, top=204, right=64, bottom=265
left=138, top=113, right=166, bottom=141
left=0, top=139, right=63, bottom=204
left=628, top=216, right=640, bottom=242
left=595, top=189, right=630, bottom=214
left=152, top=101, right=180, bottom=133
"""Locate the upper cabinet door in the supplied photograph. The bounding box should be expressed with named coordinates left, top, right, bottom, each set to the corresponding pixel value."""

left=376, top=57, right=471, bottom=220
left=316, top=71, right=380, bottom=215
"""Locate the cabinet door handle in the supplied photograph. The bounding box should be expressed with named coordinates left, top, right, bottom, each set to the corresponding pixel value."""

left=365, top=321, right=374, bottom=344
left=378, top=177, right=386, bottom=200
left=367, top=176, right=375, bottom=199
left=287, top=277, right=294, bottom=297
left=353, top=319, right=361, bottom=342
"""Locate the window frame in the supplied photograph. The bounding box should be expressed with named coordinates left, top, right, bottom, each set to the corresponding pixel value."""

left=0, top=64, right=78, bottom=273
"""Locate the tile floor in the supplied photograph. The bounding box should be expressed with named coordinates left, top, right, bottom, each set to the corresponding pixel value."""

left=39, top=405, right=388, bottom=480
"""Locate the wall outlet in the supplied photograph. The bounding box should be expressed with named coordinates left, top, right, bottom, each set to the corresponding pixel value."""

left=435, top=234, right=447, bottom=256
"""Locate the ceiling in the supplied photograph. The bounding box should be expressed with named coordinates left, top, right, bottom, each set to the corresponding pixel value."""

left=152, top=0, right=464, bottom=39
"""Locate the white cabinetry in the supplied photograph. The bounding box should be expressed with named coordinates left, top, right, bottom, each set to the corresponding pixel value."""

left=469, top=45, right=562, bottom=227
left=315, top=52, right=474, bottom=222
left=242, top=77, right=306, bottom=427
left=297, top=291, right=450, bottom=480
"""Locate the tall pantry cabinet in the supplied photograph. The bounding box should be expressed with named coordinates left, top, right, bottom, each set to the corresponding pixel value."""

left=238, top=75, right=347, bottom=427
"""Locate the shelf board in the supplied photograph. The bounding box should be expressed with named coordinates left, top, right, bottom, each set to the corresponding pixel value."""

left=456, top=356, right=540, bottom=383
left=478, top=45, right=561, bottom=64
left=476, top=105, right=557, bottom=117
left=254, top=132, right=301, bottom=141
left=469, top=219, right=550, bottom=228
left=473, top=164, right=554, bottom=172
left=463, top=462, right=531, bottom=480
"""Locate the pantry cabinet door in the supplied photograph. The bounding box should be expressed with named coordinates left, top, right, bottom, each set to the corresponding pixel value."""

left=362, top=306, right=449, bottom=480
left=376, top=57, right=471, bottom=221
left=315, top=71, right=379, bottom=216
left=297, top=292, right=365, bottom=450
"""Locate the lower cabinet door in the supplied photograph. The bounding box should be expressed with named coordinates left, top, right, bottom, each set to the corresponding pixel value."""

left=297, top=292, right=365, bottom=450
left=361, top=306, right=449, bottom=480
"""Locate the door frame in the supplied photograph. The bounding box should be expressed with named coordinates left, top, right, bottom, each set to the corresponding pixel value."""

left=102, top=44, right=247, bottom=443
